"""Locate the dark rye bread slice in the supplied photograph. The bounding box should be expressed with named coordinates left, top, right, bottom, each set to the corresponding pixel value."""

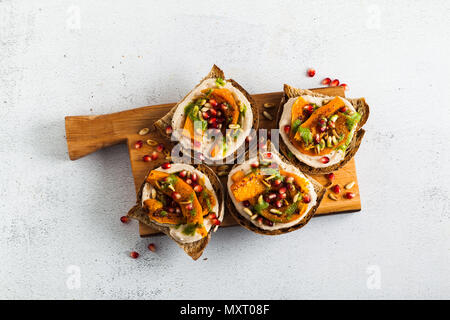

left=127, top=163, right=225, bottom=260
left=153, top=65, right=258, bottom=163
left=226, top=150, right=325, bottom=235
left=276, top=84, right=370, bottom=174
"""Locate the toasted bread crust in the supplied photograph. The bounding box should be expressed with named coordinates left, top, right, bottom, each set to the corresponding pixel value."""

left=276, top=84, right=369, bottom=174
left=127, top=163, right=224, bottom=260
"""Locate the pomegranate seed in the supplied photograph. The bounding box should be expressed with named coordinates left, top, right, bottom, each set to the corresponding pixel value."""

left=341, top=83, right=348, bottom=91
left=287, top=183, right=296, bottom=191
left=264, top=219, right=274, bottom=227
left=175, top=207, right=181, bottom=214
left=209, top=213, right=217, bottom=219
left=172, top=192, right=181, bottom=200
left=286, top=176, right=294, bottom=184
left=165, top=125, right=173, bottom=135
left=179, top=170, right=187, bottom=178
left=202, top=111, right=210, bottom=119
left=275, top=200, right=283, bottom=208
left=304, top=104, right=314, bottom=112
left=331, top=185, right=341, bottom=194
left=208, top=117, right=217, bottom=125
left=320, top=156, right=330, bottom=164
left=265, top=152, right=272, bottom=159
left=185, top=178, right=192, bottom=185
left=148, top=243, right=156, bottom=252
left=209, top=108, right=217, bottom=116
left=134, top=140, right=143, bottom=149
left=303, top=195, right=311, bottom=203
left=319, top=126, right=327, bottom=133
left=120, top=216, right=129, bottom=223
left=185, top=203, right=193, bottom=210
left=273, top=179, right=282, bottom=187
left=307, top=68, right=316, bottom=77
left=194, top=184, right=203, bottom=193
left=220, top=104, right=228, bottom=111
left=344, top=192, right=355, bottom=199
left=151, top=151, right=158, bottom=160
left=161, top=162, right=171, bottom=169
left=256, top=217, right=263, bottom=224
left=321, top=78, right=331, bottom=85
left=330, top=79, right=340, bottom=87
left=242, top=200, right=250, bottom=207
left=251, top=162, right=259, bottom=168
left=314, top=133, right=320, bottom=144
left=278, top=193, right=287, bottom=199
left=279, top=187, right=287, bottom=194
left=283, top=125, right=291, bottom=134
left=191, top=172, right=198, bottom=182
left=168, top=207, right=175, bottom=213
left=339, top=106, right=347, bottom=113
left=326, top=173, right=335, bottom=181
left=156, top=143, right=164, bottom=152
left=209, top=99, right=217, bottom=107
left=318, top=118, right=327, bottom=125
left=143, top=155, right=151, bottom=162
left=212, top=218, right=221, bottom=226
left=130, top=251, right=139, bottom=259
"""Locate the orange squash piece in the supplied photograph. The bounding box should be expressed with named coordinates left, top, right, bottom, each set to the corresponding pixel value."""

left=211, top=88, right=239, bottom=124
left=280, top=170, right=309, bottom=194
left=144, top=199, right=185, bottom=225
left=182, top=116, right=195, bottom=139
left=231, top=170, right=245, bottom=183
left=290, top=96, right=309, bottom=130
left=258, top=202, right=308, bottom=223
left=230, top=172, right=267, bottom=202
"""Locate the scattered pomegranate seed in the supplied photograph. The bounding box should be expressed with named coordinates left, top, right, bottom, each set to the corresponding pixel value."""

left=185, top=178, right=192, bottom=185
left=143, top=155, right=151, bottom=162
left=165, top=125, right=173, bottom=135
left=330, top=79, right=340, bottom=87
left=341, top=83, right=348, bottom=91
left=275, top=200, right=283, bottom=208
left=256, top=217, right=263, bottom=224
left=320, top=156, right=330, bottom=164
left=331, top=185, right=341, bottom=194
left=286, top=176, right=294, bottom=184
left=120, top=216, right=129, bottom=223
left=313, top=133, right=320, bottom=144
left=191, top=172, right=198, bottom=182
left=265, top=152, right=272, bottom=159
left=130, top=251, right=139, bottom=259
left=273, top=179, right=282, bottom=187
left=251, top=162, right=259, bottom=168
left=208, top=117, right=217, bottom=125
left=156, top=143, right=164, bottom=152
left=151, top=151, right=158, bottom=160
left=339, top=106, right=347, bottom=113
left=307, top=68, right=316, bottom=77
left=209, top=99, right=217, bottom=107
left=264, top=219, right=274, bottom=227
left=212, top=218, right=221, bottom=226
left=209, top=108, right=217, bottom=116
left=283, top=125, right=291, bottom=134
left=319, top=126, right=327, bottom=133
left=303, top=195, right=311, bottom=203
left=242, top=200, right=250, bottom=207
left=161, top=162, right=171, bottom=169
left=278, top=193, right=287, bottom=199
left=304, top=104, right=314, bottom=113
left=209, top=213, right=217, bottom=219
left=134, top=140, right=143, bottom=149
left=194, top=184, right=203, bottom=193
left=326, top=173, right=335, bottom=181
left=172, top=192, right=181, bottom=200
left=344, top=192, right=355, bottom=199
left=185, top=203, right=193, bottom=210
left=202, top=111, right=210, bottom=119
left=179, top=170, right=187, bottom=178
left=148, top=243, right=156, bottom=252
left=321, top=78, right=331, bottom=85
left=279, top=187, right=287, bottom=194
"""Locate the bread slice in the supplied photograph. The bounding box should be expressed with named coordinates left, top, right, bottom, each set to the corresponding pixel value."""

left=226, top=149, right=325, bottom=235
left=276, top=84, right=370, bottom=174
left=153, top=65, right=258, bottom=163
left=127, top=163, right=225, bottom=260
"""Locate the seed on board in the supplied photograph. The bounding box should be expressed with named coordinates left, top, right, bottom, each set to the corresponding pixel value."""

left=344, top=192, right=356, bottom=199
left=243, top=208, right=253, bottom=216
left=263, top=102, right=275, bottom=109
left=148, top=243, right=156, bottom=252
left=218, top=165, right=229, bottom=171
left=120, top=216, right=129, bottom=223
left=138, top=127, right=150, bottom=135
left=151, top=188, right=157, bottom=199
left=263, top=111, right=273, bottom=120
left=345, top=181, right=355, bottom=189
left=217, top=171, right=228, bottom=177
left=130, top=251, right=139, bottom=259
left=328, top=193, right=338, bottom=201
left=146, top=139, right=158, bottom=146
left=228, top=124, right=240, bottom=129
left=165, top=125, right=173, bottom=135
left=134, top=140, right=143, bottom=149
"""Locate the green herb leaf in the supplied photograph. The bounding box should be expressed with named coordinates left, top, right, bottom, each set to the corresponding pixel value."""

left=292, top=119, right=302, bottom=134
left=160, top=210, right=168, bottom=217
left=253, top=200, right=269, bottom=214
left=298, top=126, right=313, bottom=145
left=215, top=78, right=225, bottom=87
left=346, top=112, right=361, bottom=130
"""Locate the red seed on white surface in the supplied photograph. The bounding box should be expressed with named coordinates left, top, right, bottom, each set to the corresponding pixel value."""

left=307, top=68, right=316, bottom=77
left=321, top=78, right=331, bottom=85
left=320, top=156, right=330, bottom=164
left=209, top=213, right=217, bottom=219
left=172, top=192, right=181, bottom=200
left=130, top=251, right=139, bottom=259
left=148, top=243, right=156, bottom=252
left=340, top=83, right=348, bottom=91
left=283, top=125, right=291, bottom=134
left=330, top=79, right=340, bottom=87
left=120, top=216, right=129, bottom=223
left=194, top=184, right=203, bottom=193
left=161, top=162, right=171, bottom=169
left=251, top=162, right=259, bottom=169
left=303, top=195, right=311, bottom=203
left=212, top=218, right=221, bottom=226
left=179, top=170, right=187, bottom=178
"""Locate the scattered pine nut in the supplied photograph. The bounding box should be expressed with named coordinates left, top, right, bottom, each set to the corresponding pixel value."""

left=328, top=193, right=338, bottom=201
left=263, top=103, right=275, bottom=108
left=263, top=111, right=273, bottom=120
left=139, top=128, right=150, bottom=135
left=243, top=208, right=253, bottom=216
left=345, top=181, right=355, bottom=189
left=146, top=139, right=158, bottom=146
left=218, top=171, right=228, bottom=177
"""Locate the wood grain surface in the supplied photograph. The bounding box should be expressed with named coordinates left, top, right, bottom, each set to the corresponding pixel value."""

left=65, top=86, right=361, bottom=237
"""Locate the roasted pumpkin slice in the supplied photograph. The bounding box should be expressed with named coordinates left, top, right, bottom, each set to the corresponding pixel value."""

left=290, top=96, right=309, bottom=131
left=182, top=115, right=195, bottom=139
left=280, top=170, right=309, bottom=194
left=230, top=172, right=267, bottom=202
left=146, top=170, right=207, bottom=237
left=144, top=199, right=185, bottom=225
left=258, top=201, right=309, bottom=223
left=198, top=188, right=216, bottom=216
left=210, top=88, right=239, bottom=125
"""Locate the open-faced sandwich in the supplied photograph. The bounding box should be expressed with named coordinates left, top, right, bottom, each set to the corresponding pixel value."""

left=226, top=151, right=325, bottom=235
left=277, top=84, right=369, bottom=174
left=127, top=162, right=224, bottom=260
left=155, top=65, right=258, bottom=163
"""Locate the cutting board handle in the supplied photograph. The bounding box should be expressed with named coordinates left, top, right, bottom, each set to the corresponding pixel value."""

left=65, top=114, right=126, bottom=160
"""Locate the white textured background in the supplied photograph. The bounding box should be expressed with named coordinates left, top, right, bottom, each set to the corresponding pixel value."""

left=1, top=0, right=449, bottom=299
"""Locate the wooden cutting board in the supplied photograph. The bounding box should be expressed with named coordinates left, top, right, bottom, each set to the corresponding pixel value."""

left=65, top=86, right=361, bottom=237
